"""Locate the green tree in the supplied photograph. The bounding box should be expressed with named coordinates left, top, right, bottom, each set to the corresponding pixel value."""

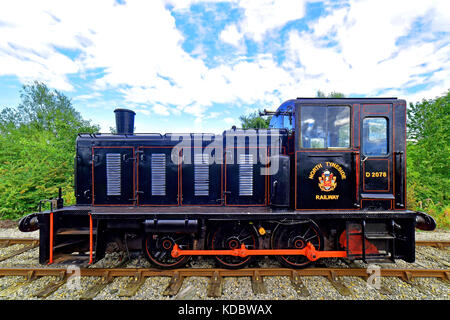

left=0, top=81, right=99, bottom=219
left=239, top=110, right=271, bottom=129
left=406, top=90, right=450, bottom=228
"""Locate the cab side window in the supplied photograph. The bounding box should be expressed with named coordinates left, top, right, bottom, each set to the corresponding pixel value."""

left=327, top=106, right=350, bottom=148
left=363, top=118, right=388, bottom=156
left=301, top=106, right=326, bottom=148
left=269, top=105, right=294, bottom=130
left=301, top=106, right=350, bottom=148
left=270, top=114, right=284, bottom=128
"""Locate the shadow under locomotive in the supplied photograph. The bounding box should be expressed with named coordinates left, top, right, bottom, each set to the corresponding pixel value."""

left=19, top=98, right=436, bottom=269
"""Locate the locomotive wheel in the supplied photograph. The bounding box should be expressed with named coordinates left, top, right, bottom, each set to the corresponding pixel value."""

left=143, top=233, right=192, bottom=269
left=208, top=221, right=259, bottom=269
left=271, top=220, right=323, bottom=268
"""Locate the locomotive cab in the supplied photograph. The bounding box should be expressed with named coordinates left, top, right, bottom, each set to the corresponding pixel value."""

left=269, top=98, right=412, bottom=211
left=293, top=98, right=398, bottom=211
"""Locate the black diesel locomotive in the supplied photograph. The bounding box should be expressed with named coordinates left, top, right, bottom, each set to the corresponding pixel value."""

left=19, top=98, right=436, bottom=269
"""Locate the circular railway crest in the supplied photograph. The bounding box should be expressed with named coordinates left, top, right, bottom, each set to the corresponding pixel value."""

left=318, top=170, right=337, bottom=192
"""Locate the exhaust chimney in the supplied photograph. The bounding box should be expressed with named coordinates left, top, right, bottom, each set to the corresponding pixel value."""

left=114, top=108, right=136, bottom=135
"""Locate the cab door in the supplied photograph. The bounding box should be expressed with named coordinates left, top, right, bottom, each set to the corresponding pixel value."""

left=360, top=104, right=394, bottom=210
left=295, top=104, right=357, bottom=210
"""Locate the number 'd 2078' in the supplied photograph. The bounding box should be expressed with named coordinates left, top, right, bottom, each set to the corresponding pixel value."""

left=365, top=171, right=387, bottom=178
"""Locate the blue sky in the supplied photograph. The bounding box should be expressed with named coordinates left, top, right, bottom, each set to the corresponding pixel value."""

left=0, top=0, right=448, bottom=133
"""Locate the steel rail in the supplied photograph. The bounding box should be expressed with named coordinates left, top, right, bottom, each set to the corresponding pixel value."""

left=416, top=240, right=450, bottom=249
left=0, top=238, right=39, bottom=246
left=0, top=267, right=448, bottom=281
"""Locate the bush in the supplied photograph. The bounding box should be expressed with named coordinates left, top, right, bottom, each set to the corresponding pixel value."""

left=0, top=82, right=99, bottom=220
left=407, top=90, right=450, bottom=229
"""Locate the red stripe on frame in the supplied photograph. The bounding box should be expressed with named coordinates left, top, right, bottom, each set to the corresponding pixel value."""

left=48, top=211, right=53, bottom=264
left=89, top=213, right=93, bottom=264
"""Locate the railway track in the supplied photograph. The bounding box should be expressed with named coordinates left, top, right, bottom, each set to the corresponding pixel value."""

left=0, top=237, right=448, bottom=299
left=0, top=266, right=448, bottom=299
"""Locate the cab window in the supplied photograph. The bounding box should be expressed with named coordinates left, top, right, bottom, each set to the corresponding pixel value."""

left=269, top=105, right=294, bottom=130
left=363, top=117, right=388, bottom=156
left=301, top=106, right=350, bottom=148
left=269, top=114, right=284, bottom=128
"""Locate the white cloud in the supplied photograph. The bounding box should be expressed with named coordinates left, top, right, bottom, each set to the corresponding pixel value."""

left=170, top=0, right=312, bottom=42
left=0, top=0, right=448, bottom=126
left=73, top=92, right=102, bottom=101
left=224, top=117, right=236, bottom=124
left=219, top=24, right=244, bottom=47
left=0, top=0, right=87, bottom=90
left=152, top=104, right=170, bottom=116
left=136, top=109, right=151, bottom=116
left=237, top=0, right=309, bottom=42
left=283, top=0, right=450, bottom=100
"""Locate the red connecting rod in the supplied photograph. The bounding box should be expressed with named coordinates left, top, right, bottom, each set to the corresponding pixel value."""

left=171, top=242, right=347, bottom=261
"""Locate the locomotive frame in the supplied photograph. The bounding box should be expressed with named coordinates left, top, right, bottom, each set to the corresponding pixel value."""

left=19, top=97, right=436, bottom=269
